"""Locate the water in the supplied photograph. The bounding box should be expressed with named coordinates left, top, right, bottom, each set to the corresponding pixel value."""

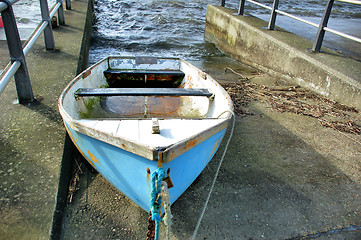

left=3, top=1, right=361, bottom=59
left=90, top=0, right=224, bottom=63
left=90, top=0, right=361, bottom=63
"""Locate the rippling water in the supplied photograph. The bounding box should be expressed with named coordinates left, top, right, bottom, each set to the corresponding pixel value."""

left=90, top=0, right=361, bottom=63
left=90, top=0, right=224, bottom=62
left=8, top=1, right=361, bottom=61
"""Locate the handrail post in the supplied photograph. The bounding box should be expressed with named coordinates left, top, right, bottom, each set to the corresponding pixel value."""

left=220, top=0, right=225, bottom=7
left=313, top=0, right=334, bottom=52
left=40, top=0, right=55, bottom=50
left=238, top=0, right=246, bottom=15
left=57, top=0, right=65, bottom=25
left=66, top=0, right=71, bottom=10
left=268, top=0, right=279, bottom=30
left=0, top=0, right=34, bottom=103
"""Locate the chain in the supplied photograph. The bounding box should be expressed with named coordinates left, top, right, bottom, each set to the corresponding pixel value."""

left=146, top=211, right=156, bottom=240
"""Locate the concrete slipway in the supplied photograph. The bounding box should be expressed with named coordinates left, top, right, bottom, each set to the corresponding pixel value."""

left=0, top=1, right=360, bottom=240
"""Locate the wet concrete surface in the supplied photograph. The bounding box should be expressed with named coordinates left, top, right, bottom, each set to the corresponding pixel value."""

left=60, top=57, right=361, bottom=239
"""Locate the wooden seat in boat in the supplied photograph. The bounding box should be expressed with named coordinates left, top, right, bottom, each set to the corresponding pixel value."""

left=104, top=69, right=185, bottom=76
left=74, top=88, right=213, bottom=97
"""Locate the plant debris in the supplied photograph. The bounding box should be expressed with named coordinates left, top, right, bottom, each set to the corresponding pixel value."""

left=221, top=69, right=360, bottom=135
left=319, top=119, right=361, bottom=135
left=67, top=159, right=83, bottom=204
left=222, top=81, right=255, bottom=116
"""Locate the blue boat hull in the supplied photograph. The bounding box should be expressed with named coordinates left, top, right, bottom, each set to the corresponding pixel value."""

left=65, top=122, right=226, bottom=211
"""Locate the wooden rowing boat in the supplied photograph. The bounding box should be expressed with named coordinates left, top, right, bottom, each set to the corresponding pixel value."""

left=58, top=56, right=233, bottom=211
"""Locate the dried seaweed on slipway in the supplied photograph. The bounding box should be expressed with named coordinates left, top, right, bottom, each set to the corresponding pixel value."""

left=221, top=76, right=360, bottom=135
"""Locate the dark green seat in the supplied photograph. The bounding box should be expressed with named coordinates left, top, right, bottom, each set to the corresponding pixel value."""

left=75, top=88, right=213, bottom=97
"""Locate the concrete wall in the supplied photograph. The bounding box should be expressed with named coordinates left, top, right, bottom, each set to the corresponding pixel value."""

left=205, top=5, right=361, bottom=110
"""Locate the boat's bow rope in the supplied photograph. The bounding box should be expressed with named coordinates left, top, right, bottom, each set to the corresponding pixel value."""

left=161, top=181, right=173, bottom=240
left=149, top=167, right=173, bottom=240
left=149, top=168, right=165, bottom=240
left=149, top=111, right=235, bottom=240
left=191, top=111, right=235, bottom=240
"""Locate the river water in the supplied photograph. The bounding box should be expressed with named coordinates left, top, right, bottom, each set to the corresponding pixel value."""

left=7, top=0, right=361, bottom=61
left=89, top=0, right=361, bottom=63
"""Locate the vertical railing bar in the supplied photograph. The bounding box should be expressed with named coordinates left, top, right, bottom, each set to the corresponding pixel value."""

left=40, top=0, right=55, bottom=50
left=57, top=0, right=65, bottom=25
left=268, top=0, right=279, bottom=30
left=234, top=0, right=360, bottom=51
left=1, top=0, right=63, bottom=56
left=0, top=0, right=67, bottom=101
left=0, top=0, right=34, bottom=103
left=238, top=0, right=246, bottom=15
left=0, top=0, right=61, bottom=14
left=22, top=1, right=62, bottom=56
left=220, top=0, right=226, bottom=7
left=3, top=1, right=62, bottom=56
left=312, top=0, right=334, bottom=52
left=221, top=0, right=360, bottom=45
left=66, top=0, right=71, bottom=10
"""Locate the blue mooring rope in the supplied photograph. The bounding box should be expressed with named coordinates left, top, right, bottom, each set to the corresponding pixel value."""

left=150, top=167, right=166, bottom=240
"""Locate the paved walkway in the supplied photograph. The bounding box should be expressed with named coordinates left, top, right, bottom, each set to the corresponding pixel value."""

left=0, top=0, right=89, bottom=239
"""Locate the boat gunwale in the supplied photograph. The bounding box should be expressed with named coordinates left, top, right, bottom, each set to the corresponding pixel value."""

left=158, top=118, right=231, bottom=162
left=62, top=117, right=230, bottom=163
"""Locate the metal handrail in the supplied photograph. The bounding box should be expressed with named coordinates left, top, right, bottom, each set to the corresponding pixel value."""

left=222, top=0, right=361, bottom=53
left=0, top=61, right=21, bottom=93
left=23, top=2, right=62, bottom=55
left=337, top=0, right=361, bottom=4
left=0, top=0, right=71, bottom=103
left=0, top=0, right=19, bottom=12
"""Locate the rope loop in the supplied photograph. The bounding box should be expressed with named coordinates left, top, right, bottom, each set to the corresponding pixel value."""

left=191, top=112, right=235, bottom=240
left=150, top=167, right=166, bottom=240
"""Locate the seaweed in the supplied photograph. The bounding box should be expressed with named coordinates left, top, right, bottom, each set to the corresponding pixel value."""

left=221, top=71, right=360, bottom=135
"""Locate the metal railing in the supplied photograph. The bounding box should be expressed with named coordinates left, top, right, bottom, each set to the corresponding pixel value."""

left=0, top=0, right=71, bottom=104
left=221, top=0, right=361, bottom=53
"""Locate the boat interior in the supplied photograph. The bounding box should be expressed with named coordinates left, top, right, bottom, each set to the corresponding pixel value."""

left=59, top=57, right=232, bottom=156
left=74, top=68, right=214, bottom=119
left=60, top=57, right=231, bottom=122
